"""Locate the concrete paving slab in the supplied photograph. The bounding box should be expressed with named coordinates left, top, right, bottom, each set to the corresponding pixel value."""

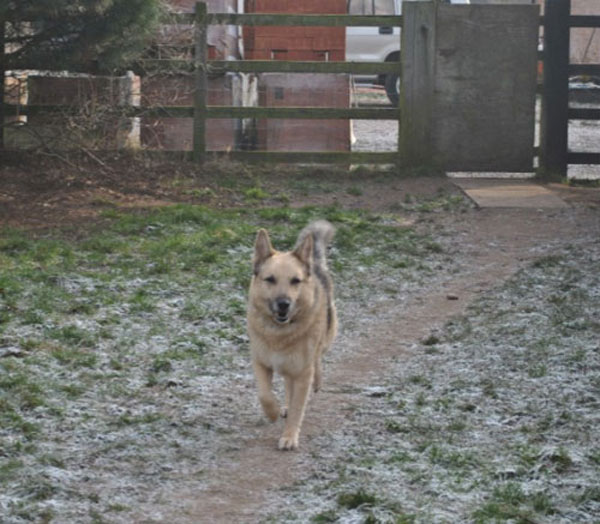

left=453, top=179, right=569, bottom=208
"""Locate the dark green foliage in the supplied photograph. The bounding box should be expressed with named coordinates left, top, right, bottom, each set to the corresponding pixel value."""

left=2, top=0, right=162, bottom=72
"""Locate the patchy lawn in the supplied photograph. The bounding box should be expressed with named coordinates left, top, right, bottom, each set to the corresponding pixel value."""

left=1, top=158, right=599, bottom=523
left=1, top=203, right=458, bottom=522
left=267, top=244, right=600, bottom=523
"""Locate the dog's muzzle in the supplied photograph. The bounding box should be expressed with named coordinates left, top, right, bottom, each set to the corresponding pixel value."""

left=273, top=297, right=292, bottom=324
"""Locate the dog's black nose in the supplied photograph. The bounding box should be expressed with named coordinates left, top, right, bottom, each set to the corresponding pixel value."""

left=276, top=297, right=291, bottom=313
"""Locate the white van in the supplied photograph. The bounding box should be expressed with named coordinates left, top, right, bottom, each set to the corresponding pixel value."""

left=346, top=0, right=471, bottom=104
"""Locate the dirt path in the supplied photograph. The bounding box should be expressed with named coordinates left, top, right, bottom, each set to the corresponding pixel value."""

left=2, top=154, right=599, bottom=521
left=156, top=204, right=599, bottom=523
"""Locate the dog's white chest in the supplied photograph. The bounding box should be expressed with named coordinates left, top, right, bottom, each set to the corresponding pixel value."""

left=269, top=351, right=290, bottom=373
left=258, top=346, right=306, bottom=376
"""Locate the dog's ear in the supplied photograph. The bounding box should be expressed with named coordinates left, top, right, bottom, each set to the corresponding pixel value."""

left=293, top=233, right=313, bottom=275
left=253, top=229, right=274, bottom=275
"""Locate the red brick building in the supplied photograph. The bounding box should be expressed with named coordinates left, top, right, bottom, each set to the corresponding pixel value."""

left=244, top=0, right=350, bottom=153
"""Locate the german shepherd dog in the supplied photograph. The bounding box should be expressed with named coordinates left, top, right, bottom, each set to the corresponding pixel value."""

left=247, top=221, right=337, bottom=450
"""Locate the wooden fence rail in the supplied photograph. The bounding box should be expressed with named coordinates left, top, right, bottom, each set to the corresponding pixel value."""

left=190, top=3, right=403, bottom=164
left=14, top=105, right=396, bottom=121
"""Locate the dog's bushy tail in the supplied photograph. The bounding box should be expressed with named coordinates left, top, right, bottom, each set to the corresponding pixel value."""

left=295, top=220, right=335, bottom=270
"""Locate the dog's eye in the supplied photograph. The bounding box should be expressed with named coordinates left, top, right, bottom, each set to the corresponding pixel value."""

left=264, top=276, right=276, bottom=284
left=290, top=277, right=301, bottom=286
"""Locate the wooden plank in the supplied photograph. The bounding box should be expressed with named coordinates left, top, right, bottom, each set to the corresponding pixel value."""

left=133, top=60, right=194, bottom=74
left=394, top=8, right=402, bottom=164
left=569, top=64, right=600, bottom=76
left=208, top=13, right=401, bottom=28
left=133, top=107, right=194, bottom=118
left=569, top=15, right=600, bottom=28
left=454, top=179, right=568, bottom=209
left=2, top=104, right=195, bottom=118
left=206, top=106, right=398, bottom=120
left=193, top=2, right=207, bottom=163
left=172, top=12, right=402, bottom=27
left=0, top=17, right=5, bottom=150
left=207, top=151, right=399, bottom=164
left=569, top=107, right=600, bottom=120
left=4, top=149, right=398, bottom=165
left=539, top=0, right=570, bottom=180
left=209, top=60, right=398, bottom=74
left=400, top=1, right=436, bottom=165
left=568, top=152, right=600, bottom=164
left=135, top=59, right=400, bottom=75
left=143, top=151, right=400, bottom=164
left=6, top=104, right=399, bottom=121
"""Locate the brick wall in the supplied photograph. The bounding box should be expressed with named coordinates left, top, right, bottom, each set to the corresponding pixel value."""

left=244, top=0, right=346, bottom=61
left=245, top=0, right=350, bottom=152
left=257, top=74, right=350, bottom=152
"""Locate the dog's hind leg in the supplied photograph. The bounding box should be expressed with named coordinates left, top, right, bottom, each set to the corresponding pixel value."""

left=253, top=360, right=280, bottom=422
left=279, top=367, right=313, bottom=450
left=313, top=359, right=322, bottom=393
left=313, top=342, right=326, bottom=393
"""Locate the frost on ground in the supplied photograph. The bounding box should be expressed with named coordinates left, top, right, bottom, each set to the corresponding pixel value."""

left=1, top=199, right=599, bottom=523
left=262, top=244, right=600, bottom=523
left=0, top=204, right=459, bottom=523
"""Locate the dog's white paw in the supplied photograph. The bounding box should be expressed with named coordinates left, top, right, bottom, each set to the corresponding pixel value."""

left=280, top=406, right=288, bottom=418
left=278, top=434, right=299, bottom=451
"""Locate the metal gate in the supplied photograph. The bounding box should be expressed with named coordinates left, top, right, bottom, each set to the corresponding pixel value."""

left=540, top=0, right=600, bottom=179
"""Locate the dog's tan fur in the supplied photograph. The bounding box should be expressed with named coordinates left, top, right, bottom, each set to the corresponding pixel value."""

left=247, top=221, right=337, bottom=450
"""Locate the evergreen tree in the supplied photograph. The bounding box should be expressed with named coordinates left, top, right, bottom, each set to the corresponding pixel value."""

left=2, top=0, right=163, bottom=72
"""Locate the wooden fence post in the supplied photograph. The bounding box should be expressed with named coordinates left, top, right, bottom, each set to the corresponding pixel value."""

left=539, top=0, right=571, bottom=181
left=396, top=11, right=402, bottom=170
left=1, top=17, right=5, bottom=151
left=400, top=1, right=436, bottom=167
left=193, top=2, right=207, bottom=163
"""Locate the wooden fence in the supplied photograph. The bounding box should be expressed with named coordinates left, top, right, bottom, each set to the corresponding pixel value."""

left=188, top=3, right=403, bottom=164
left=540, top=0, right=600, bottom=179
left=3, top=1, right=599, bottom=174
left=0, top=3, right=402, bottom=164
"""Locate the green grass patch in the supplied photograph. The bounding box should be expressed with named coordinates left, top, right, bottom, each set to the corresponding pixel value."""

left=0, top=202, right=451, bottom=522
left=472, top=483, right=557, bottom=523
left=337, top=489, right=378, bottom=509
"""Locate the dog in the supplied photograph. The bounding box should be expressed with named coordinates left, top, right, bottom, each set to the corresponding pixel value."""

left=247, top=220, right=337, bottom=450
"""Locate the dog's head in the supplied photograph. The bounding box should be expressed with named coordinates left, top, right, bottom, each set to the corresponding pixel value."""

left=251, top=228, right=313, bottom=325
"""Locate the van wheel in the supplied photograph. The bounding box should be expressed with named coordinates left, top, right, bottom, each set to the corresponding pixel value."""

left=384, top=73, right=400, bottom=106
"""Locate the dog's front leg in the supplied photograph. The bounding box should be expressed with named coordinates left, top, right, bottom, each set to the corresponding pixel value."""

left=253, top=360, right=280, bottom=422
left=280, top=375, right=293, bottom=419
left=279, top=367, right=313, bottom=450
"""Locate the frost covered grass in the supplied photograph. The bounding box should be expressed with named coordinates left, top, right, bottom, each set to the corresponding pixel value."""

left=0, top=204, right=448, bottom=522
left=3, top=199, right=597, bottom=523
left=267, top=244, right=600, bottom=523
